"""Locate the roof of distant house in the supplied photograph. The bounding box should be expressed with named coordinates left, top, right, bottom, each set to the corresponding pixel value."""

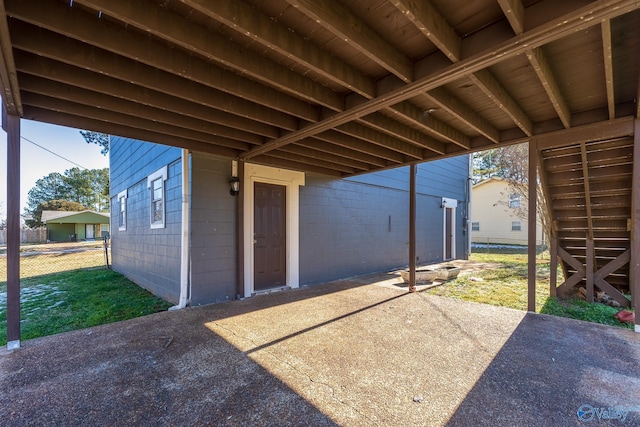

left=41, top=210, right=110, bottom=223
left=472, top=177, right=506, bottom=188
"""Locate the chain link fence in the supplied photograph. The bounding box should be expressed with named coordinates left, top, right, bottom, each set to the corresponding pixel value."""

left=0, top=240, right=111, bottom=283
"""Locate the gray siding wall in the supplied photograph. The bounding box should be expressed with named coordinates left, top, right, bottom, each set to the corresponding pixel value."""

left=109, top=137, right=183, bottom=303
left=110, top=136, right=469, bottom=305
left=189, top=154, right=237, bottom=306
left=347, top=156, right=469, bottom=200
left=300, top=155, right=470, bottom=285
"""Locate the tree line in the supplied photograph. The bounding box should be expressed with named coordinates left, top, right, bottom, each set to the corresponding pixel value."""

left=24, top=167, right=109, bottom=228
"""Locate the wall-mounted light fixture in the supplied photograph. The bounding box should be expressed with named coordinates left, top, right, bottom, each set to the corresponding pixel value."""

left=229, top=176, right=240, bottom=196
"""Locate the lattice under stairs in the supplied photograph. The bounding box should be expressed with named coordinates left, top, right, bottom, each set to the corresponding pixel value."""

left=539, top=136, right=633, bottom=308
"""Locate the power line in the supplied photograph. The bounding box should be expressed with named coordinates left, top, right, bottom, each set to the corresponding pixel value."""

left=20, top=135, right=89, bottom=170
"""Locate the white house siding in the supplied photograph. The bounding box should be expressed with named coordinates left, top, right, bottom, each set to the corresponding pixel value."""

left=471, top=178, right=544, bottom=246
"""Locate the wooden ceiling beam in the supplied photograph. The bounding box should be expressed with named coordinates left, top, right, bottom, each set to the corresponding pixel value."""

left=378, top=79, right=477, bottom=149
left=469, top=70, right=533, bottom=136
left=181, top=0, right=375, bottom=100
left=497, top=0, right=525, bottom=35
left=6, top=0, right=320, bottom=122
left=74, top=0, right=344, bottom=112
left=19, top=74, right=262, bottom=145
left=72, top=0, right=452, bottom=162
left=0, top=0, right=21, bottom=115
left=187, top=0, right=467, bottom=153
left=280, top=144, right=371, bottom=172
left=185, top=0, right=468, bottom=156
left=284, top=0, right=413, bottom=82
left=185, top=0, right=466, bottom=156
left=390, top=101, right=471, bottom=151
left=10, top=25, right=298, bottom=130
left=246, top=0, right=631, bottom=158
left=601, top=20, right=616, bottom=120
left=22, top=92, right=251, bottom=151
left=389, top=0, right=521, bottom=141
left=316, top=131, right=404, bottom=164
left=389, top=0, right=461, bottom=62
left=499, top=0, right=570, bottom=129
left=297, top=138, right=384, bottom=168
left=426, top=87, right=500, bottom=143
left=358, top=112, right=449, bottom=154
left=336, top=122, right=423, bottom=160
left=252, top=154, right=344, bottom=177
left=22, top=106, right=240, bottom=158
left=266, top=150, right=357, bottom=175
left=526, top=47, right=571, bottom=128
left=15, top=51, right=277, bottom=139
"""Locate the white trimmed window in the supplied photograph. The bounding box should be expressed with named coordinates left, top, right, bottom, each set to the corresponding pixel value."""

left=147, top=166, right=168, bottom=229
left=509, top=193, right=521, bottom=209
left=511, top=221, right=522, bottom=231
left=471, top=222, right=480, bottom=231
left=117, top=189, right=127, bottom=231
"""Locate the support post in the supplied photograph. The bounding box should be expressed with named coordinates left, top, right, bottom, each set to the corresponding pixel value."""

left=528, top=140, right=538, bottom=312
left=409, top=163, right=416, bottom=293
left=586, top=236, right=595, bottom=302
left=3, top=104, right=20, bottom=349
left=632, top=119, right=640, bottom=332
left=236, top=160, right=245, bottom=299
left=550, top=236, right=557, bottom=297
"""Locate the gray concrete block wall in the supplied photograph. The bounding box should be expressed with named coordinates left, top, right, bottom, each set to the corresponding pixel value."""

left=110, top=136, right=182, bottom=197
left=109, top=136, right=469, bottom=305
left=300, top=173, right=458, bottom=285
left=347, top=155, right=469, bottom=200
left=189, top=154, right=237, bottom=306
left=110, top=137, right=183, bottom=303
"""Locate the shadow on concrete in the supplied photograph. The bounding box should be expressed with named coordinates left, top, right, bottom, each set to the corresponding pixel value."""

left=0, top=279, right=403, bottom=426
left=0, top=308, right=340, bottom=426
left=445, top=313, right=640, bottom=426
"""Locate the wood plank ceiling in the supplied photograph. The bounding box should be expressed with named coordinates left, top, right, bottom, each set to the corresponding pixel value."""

left=0, top=0, right=639, bottom=177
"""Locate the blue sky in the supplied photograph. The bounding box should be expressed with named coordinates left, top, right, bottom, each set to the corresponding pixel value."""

left=0, top=119, right=109, bottom=218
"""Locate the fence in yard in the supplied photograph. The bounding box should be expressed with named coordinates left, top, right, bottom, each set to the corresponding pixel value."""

left=0, top=240, right=111, bottom=283
left=0, top=228, right=47, bottom=245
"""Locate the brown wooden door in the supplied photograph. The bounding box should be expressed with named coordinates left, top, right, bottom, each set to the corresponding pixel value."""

left=254, top=182, right=286, bottom=291
left=445, top=207, right=454, bottom=259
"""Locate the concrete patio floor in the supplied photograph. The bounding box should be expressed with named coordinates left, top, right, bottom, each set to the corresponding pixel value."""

left=1, top=272, right=639, bottom=426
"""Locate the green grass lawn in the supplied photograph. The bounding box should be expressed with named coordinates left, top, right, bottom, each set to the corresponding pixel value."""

left=426, top=251, right=634, bottom=330
left=0, top=268, right=172, bottom=346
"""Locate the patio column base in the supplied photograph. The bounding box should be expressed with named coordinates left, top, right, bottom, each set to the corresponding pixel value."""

left=7, top=340, right=20, bottom=350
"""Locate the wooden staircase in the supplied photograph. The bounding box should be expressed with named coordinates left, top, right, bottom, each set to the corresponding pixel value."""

left=538, top=136, right=634, bottom=307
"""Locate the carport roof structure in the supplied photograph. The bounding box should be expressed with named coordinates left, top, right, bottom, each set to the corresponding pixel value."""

left=0, top=0, right=639, bottom=176
left=1, top=0, right=640, bottom=348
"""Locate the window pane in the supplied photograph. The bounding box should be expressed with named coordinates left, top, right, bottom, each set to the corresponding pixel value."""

left=119, top=197, right=126, bottom=228
left=509, top=193, right=521, bottom=209
left=153, top=200, right=163, bottom=222
left=471, top=222, right=480, bottom=231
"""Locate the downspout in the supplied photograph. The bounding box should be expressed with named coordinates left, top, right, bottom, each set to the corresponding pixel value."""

left=170, top=149, right=190, bottom=310
left=467, top=154, right=473, bottom=259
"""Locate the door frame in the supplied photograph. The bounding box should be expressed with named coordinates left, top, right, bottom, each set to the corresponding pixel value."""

left=442, top=197, right=457, bottom=260
left=243, top=163, right=305, bottom=296
left=85, top=224, right=95, bottom=240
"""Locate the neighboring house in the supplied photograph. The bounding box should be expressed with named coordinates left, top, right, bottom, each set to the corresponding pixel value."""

left=42, top=210, right=110, bottom=242
left=471, top=177, right=544, bottom=246
left=110, top=137, right=471, bottom=306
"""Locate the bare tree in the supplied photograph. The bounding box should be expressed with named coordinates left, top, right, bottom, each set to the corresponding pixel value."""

left=492, top=143, right=551, bottom=244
